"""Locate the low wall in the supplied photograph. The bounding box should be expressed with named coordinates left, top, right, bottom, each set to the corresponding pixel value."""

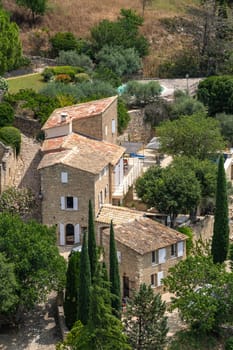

left=56, top=292, right=69, bottom=341
left=14, top=115, right=41, bottom=138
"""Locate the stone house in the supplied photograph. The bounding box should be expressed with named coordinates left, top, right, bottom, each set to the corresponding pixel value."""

left=101, top=216, right=187, bottom=297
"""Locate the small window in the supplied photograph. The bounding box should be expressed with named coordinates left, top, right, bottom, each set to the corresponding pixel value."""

left=61, top=196, right=78, bottom=210
left=152, top=250, right=158, bottom=265
left=61, top=172, right=68, bottom=183
left=158, top=248, right=166, bottom=264
left=66, top=196, right=74, bottom=209
left=112, top=119, right=116, bottom=134
left=117, top=251, right=121, bottom=263
left=151, top=274, right=157, bottom=287
left=177, top=241, right=184, bottom=257
left=171, top=244, right=177, bottom=257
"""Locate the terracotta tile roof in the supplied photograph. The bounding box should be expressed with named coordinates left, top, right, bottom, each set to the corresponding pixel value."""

left=42, top=96, right=118, bottom=130
left=96, top=204, right=146, bottom=225
left=102, top=217, right=187, bottom=255
left=38, top=133, right=125, bottom=173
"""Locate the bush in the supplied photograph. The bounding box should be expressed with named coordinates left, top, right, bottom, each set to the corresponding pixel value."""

left=122, top=80, right=162, bottom=107
left=0, top=126, right=21, bottom=155
left=0, top=77, right=8, bottom=92
left=117, top=98, right=130, bottom=134
left=55, top=74, right=71, bottom=83
left=50, top=32, right=79, bottom=57
left=225, top=337, right=233, bottom=350
left=0, top=102, right=14, bottom=127
left=42, top=68, right=54, bottom=82
left=56, top=51, right=94, bottom=71
left=74, top=73, right=90, bottom=83
left=93, top=66, right=121, bottom=88
left=42, top=66, right=83, bottom=82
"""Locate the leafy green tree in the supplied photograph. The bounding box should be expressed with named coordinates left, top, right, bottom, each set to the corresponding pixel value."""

left=135, top=165, right=201, bottom=227
left=56, top=51, right=94, bottom=71
left=0, top=126, right=21, bottom=155
left=0, top=213, right=66, bottom=321
left=90, top=8, right=149, bottom=57
left=124, top=283, right=168, bottom=350
left=144, top=98, right=171, bottom=127
left=197, top=76, right=233, bottom=116
left=16, top=0, right=47, bottom=22
left=216, top=113, right=233, bottom=146
left=109, top=221, right=121, bottom=317
left=96, top=46, right=141, bottom=77
left=64, top=251, right=80, bottom=330
left=157, top=112, right=225, bottom=160
left=0, top=252, right=18, bottom=315
left=50, top=32, right=80, bottom=58
left=211, top=154, right=229, bottom=264
left=78, top=232, right=91, bottom=325
left=122, top=80, right=162, bottom=107
left=0, top=9, right=22, bottom=75
left=88, top=200, right=97, bottom=281
left=118, top=98, right=130, bottom=134
left=0, top=187, right=35, bottom=218
left=177, top=227, right=193, bottom=256
left=163, top=248, right=233, bottom=333
left=0, top=102, right=14, bottom=127
left=170, top=90, right=206, bottom=119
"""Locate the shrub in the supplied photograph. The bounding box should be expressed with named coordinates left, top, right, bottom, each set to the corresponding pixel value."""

left=42, top=66, right=83, bottom=82
left=55, top=74, right=72, bottom=83
left=0, top=126, right=21, bottom=155
left=0, top=102, right=15, bottom=127
left=117, top=98, right=130, bottom=134
left=74, top=73, right=90, bottom=83
left=225, top=337, right=233, bottom=350
left=56, top=51, right=94, bottom=71
left=50, top=32, right=79, bottom=57
left=93, top=66, right=121, bottom=88
left=122, top=80, right=162, bottom=107
left=0, top=77, right=8, bottom=92
left=42, top=68, right=54, bottom=82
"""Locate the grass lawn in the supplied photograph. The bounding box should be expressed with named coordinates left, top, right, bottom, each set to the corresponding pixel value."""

left=7, top=73, right=46, bottom=94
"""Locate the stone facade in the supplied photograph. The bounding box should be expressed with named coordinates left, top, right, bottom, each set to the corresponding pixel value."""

left=0, top=142, right=17, bottom=193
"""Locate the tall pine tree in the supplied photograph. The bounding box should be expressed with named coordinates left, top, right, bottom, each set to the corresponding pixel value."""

left=88, top=199, right=97, bottom=281
left=109, top=220, right=121, bottom=317
left=211, top=154, right=229, bottom=263
left=64, top=251, right=80, bottom=329
left=78, top=232, right=91, bottom=325
left=124, top=283, right=168, bottom=350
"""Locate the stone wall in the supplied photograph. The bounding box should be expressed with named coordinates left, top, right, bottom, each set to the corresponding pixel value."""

left=14, top=115, right=41, bottom=138
left=118, top=109, right=154, bottom=143
left=190, top=215, right=214, bottom=242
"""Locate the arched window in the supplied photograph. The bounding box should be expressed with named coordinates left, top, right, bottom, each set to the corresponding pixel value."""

left=66, top=223, right=74, bottom=244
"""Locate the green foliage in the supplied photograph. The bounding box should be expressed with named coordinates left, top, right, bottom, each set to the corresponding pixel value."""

left=0, top=213, right=66, bottom=320
left=74, top=73, right=90, bottom=84
left=168, top=330, right=219, bottom=350
left=93, top=66, right=122, bottom=87
left=96, top=46, right=141, bottom=77
left=78, top=232, right=91, bottom=325
left=90, top=8, right=149, bottom=57
left=163, top=251, right=233, bottom=333
left=122, top=80, right=162, bottom=107
left=225, top=337, right=233, bottom=350
left=50, top=32, right=80, bottom=58
left=177, top=227, right=193, bottom=255
left=0, top=9, right=22, bottom=75
left=144, top=99, right=171, bottom=127
left=211, top=154, right=229, bottom=264
left=135, top=164, right=201, bottom=227
left=171, top=91, right=206, bottom=119
left=124, top=283, right=168, bottom=350
left=56, top=51, right=94, bottom=71
left=88, top=200, right=97, bottom=281
left=64, top=252, right=80, bottom=330
left=117, top=98, right=130, bottom=134
left=0, top=126, right=21, bottom=155
left=157, top=113, right=225, bottom=160
left=109, top=221, right=121, bottom=317
left=0, top=77, right=8, bottom=92
left=0, top=187, right=35, bottom=217
left=16, top=0, right=47, bottom=21
left=197, top=76, right=233, bottom=116
left=42, top=66, right=82, bottom=82
left=216, top=113, right=233, bottom=146
left=0, top=102, right=14, bottom=127
left=55, top=74, right=72, bottom=84
left=229, top=243, right=233, bottom=271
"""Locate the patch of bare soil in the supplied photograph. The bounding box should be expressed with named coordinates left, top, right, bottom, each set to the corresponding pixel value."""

left=0, top=294, right=61, bottom=350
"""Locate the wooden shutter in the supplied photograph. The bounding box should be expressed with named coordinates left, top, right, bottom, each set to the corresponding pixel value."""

left=158, top=248, right=166, bottom=264
left=73, top=197, right=78, bottom=210
left=59, top=223, right=65, bottom=246
left=157, top=271, right=164, bottom=286
left=177, top=241, right=184, bottom=257
left=61, top=196, right=65, bottom=210
left=74, top=224, right=80, bottom=243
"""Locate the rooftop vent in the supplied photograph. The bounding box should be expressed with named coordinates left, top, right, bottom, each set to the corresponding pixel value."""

left=60, top=112, right=68, bottom=122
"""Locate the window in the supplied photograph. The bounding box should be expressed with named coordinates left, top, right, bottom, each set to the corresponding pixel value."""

left=157, top=271, right=164, bottom=286
left=117, top=251, right=121, bottom=263
left=177, top=241, right=184, bottom=257
left=158, top=248, right=166, bottom=264
left=171, top=243, right=177, bottom=257
left=61, top=172, right=68, bottom=183
left=61, top=196, right=78, bottom=210
left=151, top=274, right=157, bottom=287
left=112, top=119, right=116, bottom=133
left=152, top=250, right=158, bottom=265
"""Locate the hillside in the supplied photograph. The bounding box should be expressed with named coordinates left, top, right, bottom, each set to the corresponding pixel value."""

left=2, top=0, right=199, bottom=76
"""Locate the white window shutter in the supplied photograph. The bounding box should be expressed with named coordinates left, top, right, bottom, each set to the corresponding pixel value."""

left=61, top=196, right=65, bottom=210
left=73, top=197, right=78, bottom=210
left=117, top=251, right=121, bottom=263
left=158, top=248, right=166, bottom=264
left=178, top=241, right=184, bottom=257
left=59, top=223, right=65, bottom=246
left=74, top=224, right=80, bottom=243
left=157, top=271, right=164, bottom=286
left=61, top=172, right=68, bottom=183
left=112, top=119, right=116, bottom=133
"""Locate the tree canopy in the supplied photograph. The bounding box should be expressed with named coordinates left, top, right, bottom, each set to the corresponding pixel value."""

left=157, top=112, right=225, bottom=160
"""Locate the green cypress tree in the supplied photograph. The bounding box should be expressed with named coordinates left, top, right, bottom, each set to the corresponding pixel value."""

left=64, top=251, right=80, bottom=329
left=211, top=154, right=229, bottom=263
left=78, top=232, right=91, bottom=325
left=109, top=220, right=121, bottom=317
left=88, top=199, right=97, bottom=281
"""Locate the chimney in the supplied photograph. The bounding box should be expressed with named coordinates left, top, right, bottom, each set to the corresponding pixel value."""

left=60, top=112, right=68, bottom=122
